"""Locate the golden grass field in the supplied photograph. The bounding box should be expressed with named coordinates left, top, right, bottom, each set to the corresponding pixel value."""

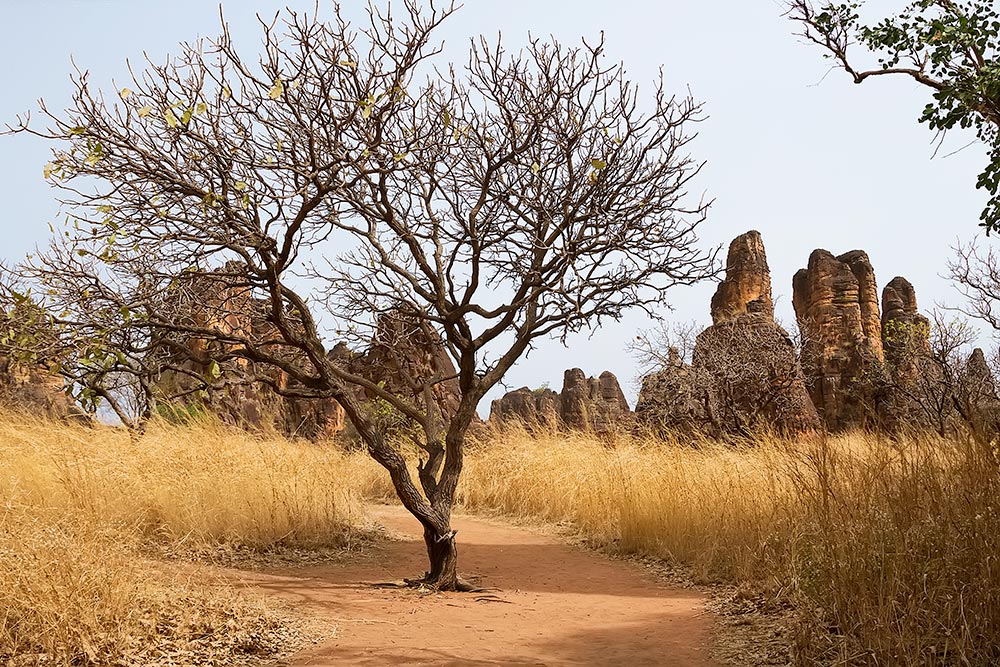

left=2, top=413, right=999, bottom=665
left=0, top=414, right=365, bottom=665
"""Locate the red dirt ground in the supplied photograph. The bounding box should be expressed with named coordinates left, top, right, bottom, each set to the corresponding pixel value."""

left=247, top=505, right=718, bottom=666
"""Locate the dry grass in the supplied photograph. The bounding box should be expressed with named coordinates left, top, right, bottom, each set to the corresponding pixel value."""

left=457, top=426, right=1000, bottom=666
left=0, top=411, right=365, bottom=665
left=5, top=408, right=999, bottom=666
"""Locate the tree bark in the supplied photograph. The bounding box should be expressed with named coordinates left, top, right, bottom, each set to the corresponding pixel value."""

left=421, top=523, right=463, bottom=590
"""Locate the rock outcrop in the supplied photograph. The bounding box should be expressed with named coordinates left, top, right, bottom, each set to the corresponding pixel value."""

left=560, top=369, right=632, bottom=434
left=490, top=368, right=631, bottom=434
left=343, top=312, right=462, bottom=424
left=633, top=348, right=711, bottom=436
left=489, top=386, right=561, bottom=430
left=793, top=249, right=884, bottom=430
left=881, top=276, right=930, bottom=363
left=152, top=268, right=352, bottom=440
left=693, top=301, right=820, bottom=436
left=636, top=231, right=819, bottom=437
left=710, top=230, right=773, bottom=324
left=0, top=357, right=75, bottom=419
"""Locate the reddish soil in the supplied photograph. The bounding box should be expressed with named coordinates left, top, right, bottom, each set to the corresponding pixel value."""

left=248, top=505, right=717, bottom=666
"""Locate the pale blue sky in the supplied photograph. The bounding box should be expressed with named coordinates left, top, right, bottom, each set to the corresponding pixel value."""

left=0, top=1, right=989, bottom=404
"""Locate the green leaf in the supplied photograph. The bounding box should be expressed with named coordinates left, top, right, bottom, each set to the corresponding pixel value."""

left=164, top=109, right=178, bottom=128
left=69, top=126, right=86, bottom=136
left=181, top=108, right=193, bottom=124
left=137, top=105, right=152, bottom=117
left=591, top=158, right=607, bottom=170
left=208, top=360, right=221, bottom=379
left=195, top=102, right=207, bottom=115
left=233, top=181, right=248, bottom=192
left=531, top=162, right=540, bottom=175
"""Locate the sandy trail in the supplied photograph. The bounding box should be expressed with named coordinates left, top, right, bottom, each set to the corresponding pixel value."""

left=245, top=505, right=717, bottom=666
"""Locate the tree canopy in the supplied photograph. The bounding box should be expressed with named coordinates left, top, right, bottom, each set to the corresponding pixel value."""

left=789, top=0, right=1000, bottom=231
left=4, top=1, right=717, bottom=589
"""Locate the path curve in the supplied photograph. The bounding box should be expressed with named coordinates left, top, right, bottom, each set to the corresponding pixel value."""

left=252, top=505, right=717, bottom=666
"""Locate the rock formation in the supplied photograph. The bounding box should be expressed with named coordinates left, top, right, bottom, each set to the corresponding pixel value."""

left=793, top=249, right=884, bottom=430
left=877, top=276, right=932, bottom=429
left=489, top=386, right=561, bottom=430
left=709, top=230, right=773, bottom=324
left=343, top=312, right=463, bottom=424
left=881, top=276, right=930, bottom=363
left=560, top=369, right=632, bottom=433
left=966, top=347, right=996, bottom=401
left=153, top=268, right=350, bottom=440
left=155, top=267, right=472, bottom=441
left=693, top=300, right=820, bottom=436
left=636, top=230, right=819, bottom=437
left=490, top=368, right=631, bottom=434
left=0, top=356, right=75, bottom=419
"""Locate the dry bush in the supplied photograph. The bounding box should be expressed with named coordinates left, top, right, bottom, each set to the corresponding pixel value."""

left=460, top=424, right=1000, bottom=666
left=0, top=411, right=366, bottom=664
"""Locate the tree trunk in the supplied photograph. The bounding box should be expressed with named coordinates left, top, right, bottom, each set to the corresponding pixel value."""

left=421, top=523, right=463, bottom=590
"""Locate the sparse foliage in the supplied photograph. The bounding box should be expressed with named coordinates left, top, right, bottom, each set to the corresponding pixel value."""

left=788, top=0, right=1000, bottom=231
left=6, top=2, right=717, bottom=588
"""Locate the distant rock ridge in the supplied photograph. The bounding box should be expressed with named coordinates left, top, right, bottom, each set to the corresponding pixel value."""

left=489, top=368, right=631, bottom=434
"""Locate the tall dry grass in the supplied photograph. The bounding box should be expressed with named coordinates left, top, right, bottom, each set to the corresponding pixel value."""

left=0, top=411, right=366, bottom=664
left=458, top=426, right=1000, bottom=666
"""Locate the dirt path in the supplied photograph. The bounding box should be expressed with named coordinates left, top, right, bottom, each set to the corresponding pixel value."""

left=246, top=505, right=717, bottom=666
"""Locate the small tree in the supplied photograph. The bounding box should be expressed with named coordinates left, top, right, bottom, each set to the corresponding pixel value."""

left=877, top=311, right=974, bottom=435
left=7, top=2, right=716, bottom=589
left=788, top=0, right=1000, bottom=231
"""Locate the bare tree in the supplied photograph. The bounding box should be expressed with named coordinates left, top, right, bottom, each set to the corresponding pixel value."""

left=876, top=311, right=974, bottom=436
left=5, top=2, right=717, bottom=589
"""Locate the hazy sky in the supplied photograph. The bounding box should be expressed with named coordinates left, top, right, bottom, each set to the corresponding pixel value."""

left=0, top=0, right=990, bottom=407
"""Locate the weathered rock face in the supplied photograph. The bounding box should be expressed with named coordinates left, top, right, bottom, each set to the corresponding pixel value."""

left=693, top=307, right=820, bottom=436
left=710, top=230, right=773, bottom=324
left=966, top=348, right=996, bottom=401
left=877, top=276, right=932, bottom=430
left=560, top=368, right=632, bottom=434
left=793, top=249, right=884, bottom=430
left=489, top=387, right=561, bottom=430
left=489, top=368, right=631, bottom=434
left=342, top=312, right=463, bottom=424
left=636, top=232, right=819, bottom=437
left=153, top=269, right=348, bottom=440
left=0, top=357, right=75, bottom=419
